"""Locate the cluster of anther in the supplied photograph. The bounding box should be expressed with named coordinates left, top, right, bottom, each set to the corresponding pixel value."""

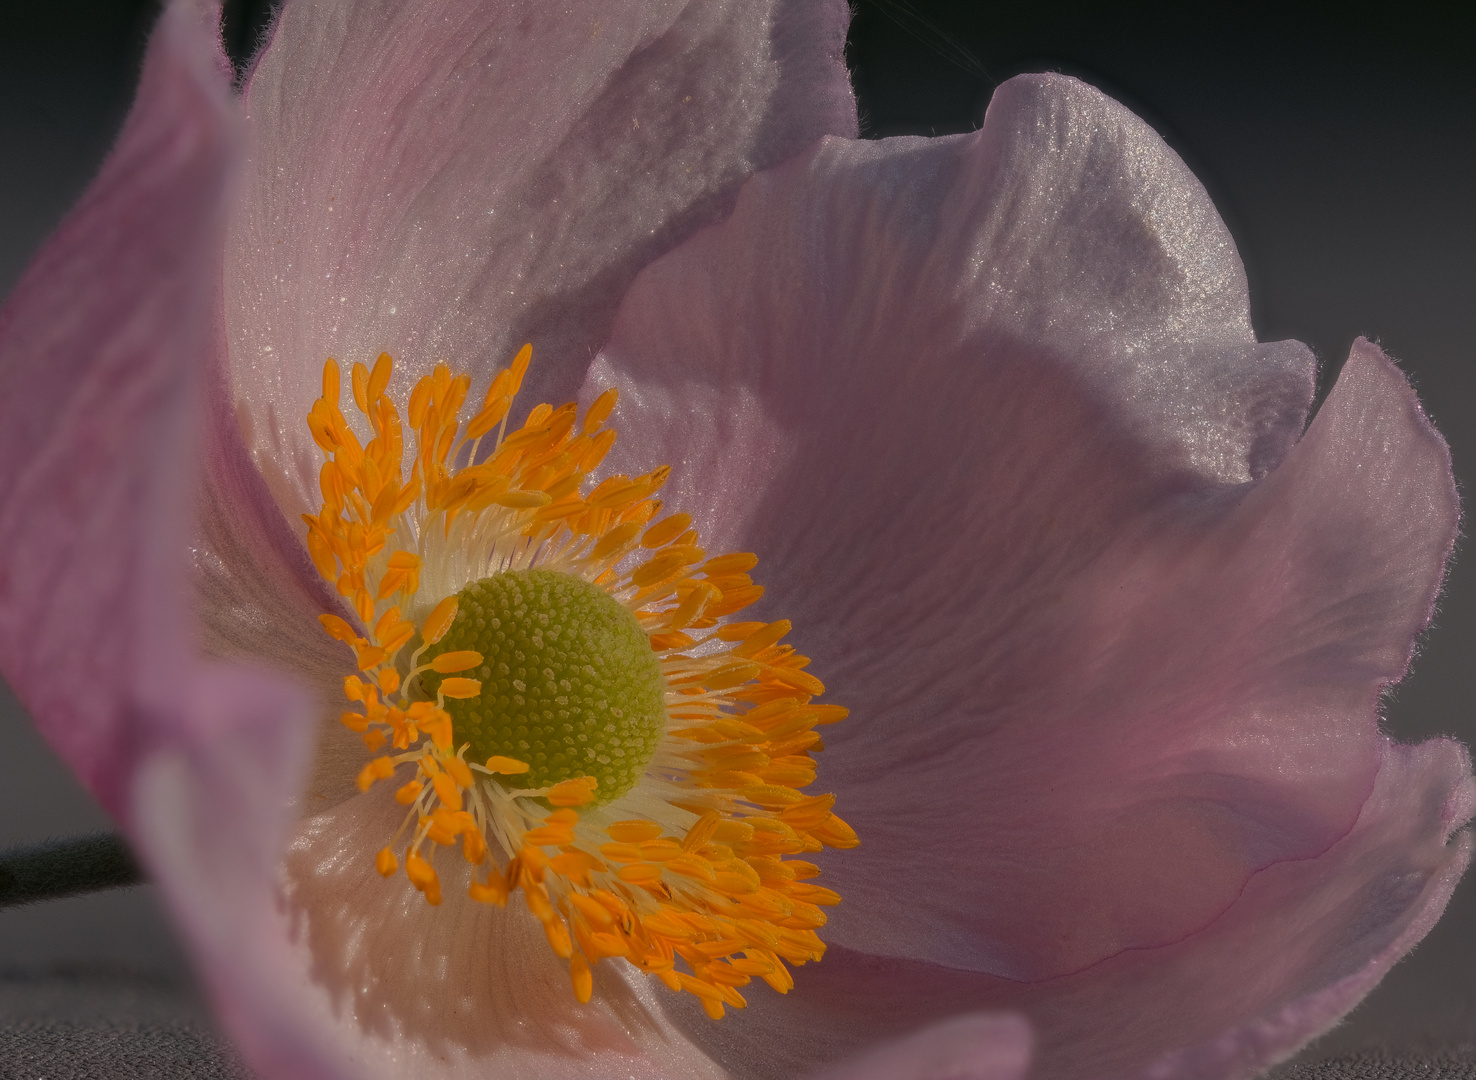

left=306, top=347, right=857, bottom=1015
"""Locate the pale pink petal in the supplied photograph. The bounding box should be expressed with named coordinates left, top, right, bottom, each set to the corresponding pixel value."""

left=138, top=716, right=740, bottom=1080
left=806, top=1013, right=1031, bottom=1080
left=193, top=302, right=364, bottom=812
left=0, top=0, right=241, bottom=815
left=588, top=73, right=1459, bottom=986
left=227, top=0, right=856, bottom=527
left=652, top=737, right=1472, bottom=1080
left=131, top=661, right=321, bottom=1079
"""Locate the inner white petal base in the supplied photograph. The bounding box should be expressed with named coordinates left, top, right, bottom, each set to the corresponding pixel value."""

left=279, top=789, right=735, bottom=1080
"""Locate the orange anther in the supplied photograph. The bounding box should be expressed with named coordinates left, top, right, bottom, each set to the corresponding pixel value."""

left=493, top=489, right=553, bottom=509
left=422, top=596, right=459, bottom=645
left=582, top=428, right=617, bottom=471
left=666, top=581, right=720, bottom=630
left=570, top=953, right=593, bottom=1002
left=606, top=820, right=664, bottom=844
left=465, top=396, right=511, bottom=440
left=438, top=677, right=482, bottom=699
left=547, top=777, right=598, bottom=806
left=517, top=844, right=550, bottom=883
left=462, top=830, right=487, bottom=865
left=733, top=620, right=791, bottom=659
left=368, top=352, right=393, bottom=404
left=583, top=386, right=619, bottom=434
left=768, top=667, right=825, bottom=696
left=387, top=550, right=421, bottom=571
left=339, top=710, right=369, bottom=734
left=702, top=661, right=762, bottom=691
left=375, top=847, right=397, bottom=877
left=469, top=871, right=509, bottom=906
left=405, top=852, right=440, bottom=901
left=588, top=522, right=642, bottom=563
left=321, top=359, right=341, bottom=403
left=549, top=849, right=605, bottom=885
left=508, top=342, right=532, bottom=393
left=524, top=820, right=576, bottom=847
left=350, top=361, right=371, bottom=413
left=705, top=584, right=765, bottom=618
left=306, top=530, right=338, bottom=580
left=356, top=756, right=396, bottom=792
left=704, top=553, right=759, bottom=575
left=569, top=892, right=614, bottom=927
left=641, top=513, right=692, bottom=549
left=443, top=756, right=474, bottom=789
left=430, top=650, right=483, bottom=674
left=631, top=551, right=699, bottom=589
left=408, top=377, right=433, bottom=430
left=373, top=605, right=402, bottom=641
left=431, top=770, right=462, bottom=812
left=683, top=811, right=722, bottom=852
left=486, top=755, right=530, bottom=774
left=395, top=780, right=424, bottom=805
left=811, top=813, right=859, bottom=849
left=319, top=614, right=362, bottom=645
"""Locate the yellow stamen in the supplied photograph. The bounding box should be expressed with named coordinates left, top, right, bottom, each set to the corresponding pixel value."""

left=485, top=755, right=530, bottom=774
left=305, top=346, right=854, bottom=1017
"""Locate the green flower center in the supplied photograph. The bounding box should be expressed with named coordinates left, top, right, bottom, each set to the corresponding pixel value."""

left=423, top=568, right=666, bottom=804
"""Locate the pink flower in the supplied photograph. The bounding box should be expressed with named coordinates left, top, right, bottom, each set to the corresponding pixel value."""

left=0, top=1, right=1468, bottom=1079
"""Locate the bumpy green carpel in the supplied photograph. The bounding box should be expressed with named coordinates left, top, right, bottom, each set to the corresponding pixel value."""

left=422, top=568, right=666, bottom=803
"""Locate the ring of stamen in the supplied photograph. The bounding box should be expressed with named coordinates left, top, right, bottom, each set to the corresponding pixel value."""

left=305, top=345, right=857, bottom=1017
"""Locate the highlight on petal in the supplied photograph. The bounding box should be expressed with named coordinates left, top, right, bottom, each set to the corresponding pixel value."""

left=590, top=70, right=1337, bottom=977
left=227, top=0, right=856, bottom=528
left=0, top=0, right=239, bottom=815
left=806, top=1013, right=1031, bottom=1080
left=591, top=68, right=1467, bottom=1078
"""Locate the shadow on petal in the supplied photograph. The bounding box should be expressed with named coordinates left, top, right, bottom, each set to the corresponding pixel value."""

left=281, top=785, right=720, bottom=1072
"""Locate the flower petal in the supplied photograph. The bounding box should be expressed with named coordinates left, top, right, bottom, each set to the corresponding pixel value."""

left=588, top=71, right=1461, bottom=986
left=206, top=779, right=736, bottom=1080
left=227, top=0, right=856, bottom=525
left=195, top=303, right=362, bottom=810
left=0, top=0, right=240, bottom=815
left=131, top=661, right=320, bottom=1079
left=144, top=749, right=737, bottom=1080
left=654, top=736, right=1472, bottom=1080
left=806, top=1013, right=1031, bottom=1080
left=593, top=72, right=1314, bottom=554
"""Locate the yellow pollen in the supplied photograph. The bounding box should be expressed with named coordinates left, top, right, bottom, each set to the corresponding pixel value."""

left=305, top=345, right=856, bottom=1016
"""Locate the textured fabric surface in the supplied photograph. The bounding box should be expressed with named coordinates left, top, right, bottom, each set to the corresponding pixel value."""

left=1, top=970, right=1475, bottom=1080
left=0, top=973, right=250, bottom=1079
left=1272, top=1054, right=1476, bottom=1079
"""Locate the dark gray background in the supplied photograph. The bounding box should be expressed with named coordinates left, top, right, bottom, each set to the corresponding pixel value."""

left=0, top=1, right=1471, bottom=1074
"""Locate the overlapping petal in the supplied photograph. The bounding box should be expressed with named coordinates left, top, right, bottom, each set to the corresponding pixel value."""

left=590, top=72, right=1469, bottom=1073
left=0, top=0, right=253, bottom=814
left=0, top=2, right=1465, bottom=1079
left=654, top=737, right=1470, bottom=1080
left=227, top=0, right=856, bottom=528
left=205, top=0, right=860, bottom=814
